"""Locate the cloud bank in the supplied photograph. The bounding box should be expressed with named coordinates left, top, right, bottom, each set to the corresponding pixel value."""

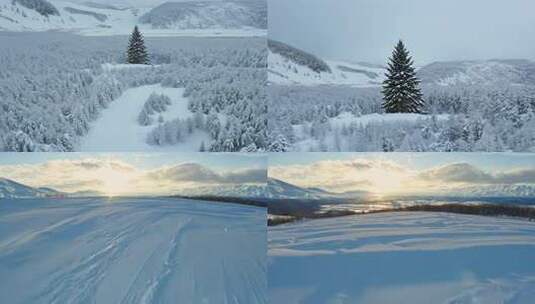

left=270, top=159, right=535, bottom=195
left=0, top=158, right=266, bottom=196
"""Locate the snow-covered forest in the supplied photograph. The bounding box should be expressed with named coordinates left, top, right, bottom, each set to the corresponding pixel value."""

left=0, top=32, right=267, bottom=152
left=269, top=83, right=535, bottom=152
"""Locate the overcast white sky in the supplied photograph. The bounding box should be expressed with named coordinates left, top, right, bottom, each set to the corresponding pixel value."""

left=269, top=0, right=535, bottom=64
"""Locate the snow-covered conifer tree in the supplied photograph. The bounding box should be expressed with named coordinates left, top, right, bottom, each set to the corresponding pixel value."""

left=382, top=40, right=424, bottom=113
left=127, top=26, right=150, bottom=65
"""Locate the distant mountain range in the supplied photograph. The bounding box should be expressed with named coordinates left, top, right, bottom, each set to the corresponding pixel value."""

left=0, top=177, right=63, bottom=198
left=3, top=176, right=534, bottom=200
left=0, top=177, right=109, bottom=199
left=268, top=39, right=535, bottom=87
left=0, top=0, right=266, bottom=35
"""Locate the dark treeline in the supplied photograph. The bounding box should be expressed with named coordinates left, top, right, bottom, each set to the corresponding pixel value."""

left=268, top=202, right=535, bottom=226
left=172, top=195, right=267, bottom=208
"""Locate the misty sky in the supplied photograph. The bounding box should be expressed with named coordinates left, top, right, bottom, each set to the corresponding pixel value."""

left=269, top=153, right=535, bottom=195
left=269, top=0, right=535, bottom=64
left=0, top=153, right=266, bottom=196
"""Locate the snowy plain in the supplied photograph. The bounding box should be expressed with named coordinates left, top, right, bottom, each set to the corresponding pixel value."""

left=269, top=212, right=535, bottom=304
left=0, top=197, right=267, bottom=304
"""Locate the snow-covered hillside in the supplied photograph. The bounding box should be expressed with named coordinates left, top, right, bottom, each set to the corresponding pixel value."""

left=269, top=212, right=535, bottom=304
left=0, top=0, right=267, bottom=36
left=268, top=40, right=385, bottom=86
left=0, top=197, right=267, bottom=303
left=449, top=184, right=535, bottom=198
left=418, top=59, right=535, bottom=86
left=139, top=1, right=266, bottom=31
left=268, top=40, right=535, bottom=87
left=0, top=177, right=65, bottom=198
left=264, top=178, right=324, bottom=200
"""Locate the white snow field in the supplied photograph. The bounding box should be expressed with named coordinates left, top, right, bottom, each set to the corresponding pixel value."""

left=0, top=197, right=267, bottom=304
left=80, top=83, right=209, bottom=151
left=268, top=52, right=385, bottom=87
left=269, top=212, right=535, bottom=304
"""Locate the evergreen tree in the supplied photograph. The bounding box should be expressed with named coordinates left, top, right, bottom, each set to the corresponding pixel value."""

left=127, top=26, right=149, bottom=64
left=382, top=40, right=424, bottom=113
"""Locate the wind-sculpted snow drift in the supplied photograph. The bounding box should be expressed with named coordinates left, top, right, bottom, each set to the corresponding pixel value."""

left=269, top=212, right=535, bottom=304
left=0, top=197, right=267, bottom=304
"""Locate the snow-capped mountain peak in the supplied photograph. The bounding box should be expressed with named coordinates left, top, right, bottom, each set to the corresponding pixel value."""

left=0, top=177, right=63, bottom=198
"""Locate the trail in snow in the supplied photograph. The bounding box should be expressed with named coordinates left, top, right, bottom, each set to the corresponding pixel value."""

left=269, top=212, right=535, bottom=304
left=79, top=84, right=209, bottom=152
left=0, top=197, right=266, bottom=304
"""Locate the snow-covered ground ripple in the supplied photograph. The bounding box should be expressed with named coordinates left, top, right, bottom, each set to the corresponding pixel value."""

left=269, top=212, right=535, bottom=304
left=0, top=197, right=266, bottom=304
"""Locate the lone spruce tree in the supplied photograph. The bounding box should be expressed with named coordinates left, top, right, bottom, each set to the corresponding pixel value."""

left=127, top=26, right=149, bottom=64
left=382, top=40, right=424, bottom=113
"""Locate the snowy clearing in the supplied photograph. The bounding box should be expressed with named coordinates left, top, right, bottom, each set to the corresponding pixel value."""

left=79, top=84, right=209, bottom=151
left=0, top=197, right=267, bottom=304
left=269, top=212, right=535, bottom=304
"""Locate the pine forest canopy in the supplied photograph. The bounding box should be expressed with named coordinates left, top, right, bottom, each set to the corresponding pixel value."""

left=127, top=26, right=150, bottom=65
left=382, top=40, right=424, bottom=114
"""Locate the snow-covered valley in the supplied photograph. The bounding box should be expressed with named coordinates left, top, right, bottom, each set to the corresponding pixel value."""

left=269, top=212, right=535, bottom=304
left=0, top=0, right=267, bottom=37
left=0, top=197, right=267, bottom=304
left=0, top=33, right=267, bottom=152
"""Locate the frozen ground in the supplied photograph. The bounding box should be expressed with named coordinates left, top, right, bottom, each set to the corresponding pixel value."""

left=80, top=83, right=209, bottom=151
left=269, top=212, right=535, bottom=304
left=0, top=197, right=266, bottom=304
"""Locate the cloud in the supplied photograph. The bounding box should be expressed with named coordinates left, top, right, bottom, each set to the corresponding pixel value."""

left=145, top=163, right=266, bottom=185
left=418, top=163, right=535, bottom=185
left=0, top=158, right=266, bottom=196
left=269, top=158, right=410, bottom=193
left=270, top=159, right=535, bottom=194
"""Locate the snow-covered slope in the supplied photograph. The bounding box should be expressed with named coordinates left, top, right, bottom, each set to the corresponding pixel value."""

left=0, top=197, right=267, bottom=303
left=265, top=178, right=324, bottom=200
left=179, top=183, right=267, bottom=198
left=268, top=40, right=385, bottom=87
left=269, top=212, right=535, bottom=304
left=418, top=59, right=535, bottom=86
left=269, top=40, right=535, bottom=87
left=449, top=184, right=535, bottom=198
left=139, top=1, right=266, bottom=30
left=0, top=177, right=63, bottom=198
left=0, top=0, right=266, bottom=36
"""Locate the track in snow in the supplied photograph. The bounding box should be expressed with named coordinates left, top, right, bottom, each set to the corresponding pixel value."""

left=0, top=197, right=266, bottom=304
left=79, top=84, right=209, bottom=152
